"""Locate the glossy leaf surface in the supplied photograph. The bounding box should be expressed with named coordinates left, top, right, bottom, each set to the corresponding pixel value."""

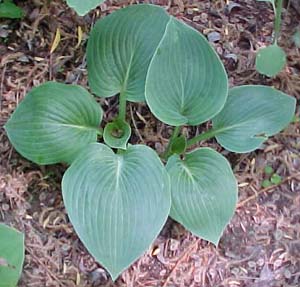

left=62, top=143, right=171, bottom=280
left=87, top=4, right=170, bottom=102
left=0, top=224, right=24, bottom=287
left=167, top=148, right=237, bottom=245
left=212, top=85, right=296, bottom=153
left=5, top=82, right=102, bottom=165
left=145, top=18, right=228, bottom=126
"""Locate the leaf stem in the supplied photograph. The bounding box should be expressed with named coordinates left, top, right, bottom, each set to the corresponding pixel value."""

left=186, top=128, right=218, bottom=148
left=274, top=0, right=283, bottom=44
left=162, top=126, right=181, bottom=160
left=118, top=90, right=127, bottom=122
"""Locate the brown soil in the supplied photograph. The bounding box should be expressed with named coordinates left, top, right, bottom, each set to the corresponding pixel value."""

left=0, top=0, right=300, bottom=286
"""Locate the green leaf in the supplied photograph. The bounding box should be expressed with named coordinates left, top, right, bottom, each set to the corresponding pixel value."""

left=62, top=143, right=171, bottom=280
left=0, top=224, right=24, bottom=287
left=103, top=119, right=131, bottom=150
left=255, top=44, right=286, bottom=77
left=270, top=173, right=282, bottom=184
left=166, top=148, right=238, bottom=245
left=264, top=165, right=274, bottom=175
left=5, top=82, right=103, bottom=165
left=170, top=135, right=187, bottom=155
left=0, top=0, right=24, bottom=19
left=145, top=18, right=228, bottom=126
left=212, top=85, right=296, bottom=153
left=262, top=179, right=272, bottom=188
left=66, top=0, right=105, bottom=16
left=87, top=4, right=170, bottom=102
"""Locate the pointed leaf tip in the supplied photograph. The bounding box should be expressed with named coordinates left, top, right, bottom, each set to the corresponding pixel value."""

left=145, top=17, right=228, bottom=126
left=66, top=0, right=105, bottom=16
left=87, top=4, right=170, bottom=102
left=62, top=143, right=171, bottom=279
left=166, top=148, right=238, bottom=244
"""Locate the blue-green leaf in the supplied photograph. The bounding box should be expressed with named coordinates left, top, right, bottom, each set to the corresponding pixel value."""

left=62, top=143, right=171, bottom=280
left=66, top=0, right=105, bottom=16
left=5, top=82, right=103, bottom=165
left=145, top=17, right=228, bottom=126
left=103, top=119, right=131, bottom=150
left=212, top=85, right=296, bottom=153
left=255, top=44, right=286, bottom=77
left=167, top=148, right=238, bottom=245
left=0, top=224, right=24, bottom=287
left=87, top=4, right=170, bottom=102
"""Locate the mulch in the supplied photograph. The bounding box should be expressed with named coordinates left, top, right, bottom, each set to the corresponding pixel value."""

left=0, top=0, right=300, bottom=286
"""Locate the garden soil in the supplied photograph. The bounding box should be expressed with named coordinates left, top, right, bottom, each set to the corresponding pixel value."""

left=0, top=0, right=300, bottom=286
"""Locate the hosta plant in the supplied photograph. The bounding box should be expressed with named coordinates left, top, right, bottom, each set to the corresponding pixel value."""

left=256, top=0, right=286, bottom=76
left=5, top=4, right=296, bottom=280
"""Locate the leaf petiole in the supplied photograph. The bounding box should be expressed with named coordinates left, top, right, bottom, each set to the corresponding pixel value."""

left=186, top=128, right=218, bottom=148
left=118, top=90, right=127, bottom=122
left=162, top=125, right=181, bottom=160
left=274, top=0, right=283, bottom=44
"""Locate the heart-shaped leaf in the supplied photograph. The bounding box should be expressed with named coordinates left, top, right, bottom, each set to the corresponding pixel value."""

left=5, top=82, right=103, bottom=165
left=166, top=148, right=237, bottom=245
left=66, top=0, right=105, bottom=16
left=255, top=44, right=286, bottom=77
left=62, top=143, right=171, bottom=280
left=0, top=224, right=24, bottom=287
left=87, top=4, right=170, bottom=102
left=145, top=17, right=228, bottom=126
left=212, top=85, right=296, bottom=153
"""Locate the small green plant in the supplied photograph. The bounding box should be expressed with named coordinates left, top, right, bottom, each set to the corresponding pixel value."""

left=262, top=165, right=282, bottom=187
left=255, top=0, right=286, bottom=76
left=4, top=4, right=296, bottom=280
left=0, top=224, right=25, bottom=287
left=66, top=0, right=105, bottom=16
left=0, top=0, right=23, bottom=19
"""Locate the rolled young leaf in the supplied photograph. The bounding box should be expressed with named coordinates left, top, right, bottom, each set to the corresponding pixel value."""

left=145, top=17, right=228, bottom=126
left=87, top=4, right=170, bottom=102
left=166, top=148, right=238, bottom=245
left=0, top=224, right=25, bottom=287
left=5, top=82, right=103, bottom=165
left=103, top=119, right=131, bottom=150
left=66, top=0, right=105, bottom=16
left=62, top=143, right=171, bottom=280
left=212, top=85, right=296, bottom=153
